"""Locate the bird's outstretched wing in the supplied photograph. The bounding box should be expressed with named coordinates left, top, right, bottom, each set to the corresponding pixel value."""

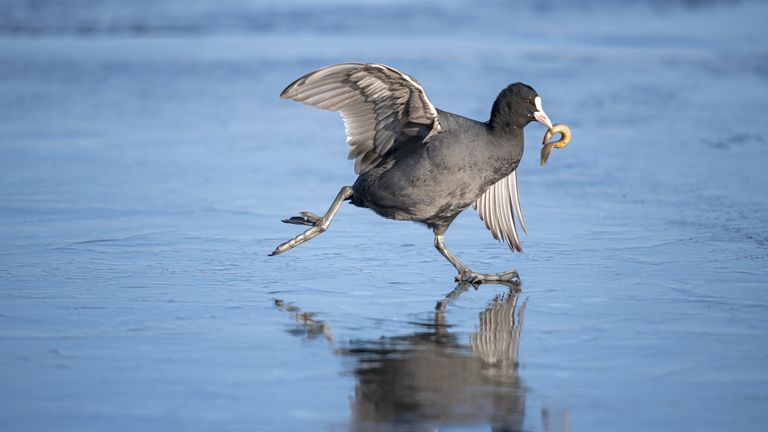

left=473, top=170, right=528, bottom=252
left=280, top=63, right=443, bottom=174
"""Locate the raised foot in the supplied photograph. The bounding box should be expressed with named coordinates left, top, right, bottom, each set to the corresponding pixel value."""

left=455, top=269, right=521, bottom=285
left=282, top=211, right=322, bottom=227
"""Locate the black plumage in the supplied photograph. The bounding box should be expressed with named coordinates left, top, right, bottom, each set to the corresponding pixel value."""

left=270, top=63, right=569, bottom=284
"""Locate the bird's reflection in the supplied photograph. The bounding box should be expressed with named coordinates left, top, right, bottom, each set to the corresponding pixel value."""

left=275, top=283, right=569, bottom=432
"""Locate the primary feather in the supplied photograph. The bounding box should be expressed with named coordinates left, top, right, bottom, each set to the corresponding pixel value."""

left=280, top=63, right=443, bottom=174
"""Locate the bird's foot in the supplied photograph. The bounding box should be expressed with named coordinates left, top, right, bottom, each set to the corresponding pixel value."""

left=282, top=211, right=323, bottom=227
left=455, top=269, right=521, bottom=286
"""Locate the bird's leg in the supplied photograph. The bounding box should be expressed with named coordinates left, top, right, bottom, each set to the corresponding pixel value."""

left=433, top=232, right=520, bottom=285
left=269, top=186, right=353, bottom=256
left=434, top=234, right=471, bottom=274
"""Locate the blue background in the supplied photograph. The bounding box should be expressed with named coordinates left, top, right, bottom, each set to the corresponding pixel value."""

left=1, top=1, right=767, bottom=430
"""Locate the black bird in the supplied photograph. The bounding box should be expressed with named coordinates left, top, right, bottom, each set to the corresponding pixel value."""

left=269, top=63, right=571, bottom=284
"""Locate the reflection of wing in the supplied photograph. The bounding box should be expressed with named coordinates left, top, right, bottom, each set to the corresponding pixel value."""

left=470, top=293, right=526, bottom=381
left=473, top=170, right=528, bottom=252
left=281, top=63, right=443, bottom=174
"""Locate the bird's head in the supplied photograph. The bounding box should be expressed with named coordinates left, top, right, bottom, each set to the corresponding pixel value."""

left=490, top=82, right=552, bottom=130
left=490, top=83, right=571, bottom=165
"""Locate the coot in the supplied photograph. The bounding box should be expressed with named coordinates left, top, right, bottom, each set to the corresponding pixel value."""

left=269, top=63, right=571, bottom=284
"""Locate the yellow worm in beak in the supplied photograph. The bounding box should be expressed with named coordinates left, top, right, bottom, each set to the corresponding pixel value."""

left=540, top=123, right=572, bottom=167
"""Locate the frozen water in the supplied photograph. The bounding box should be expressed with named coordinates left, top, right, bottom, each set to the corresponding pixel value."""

left=1, top=1, right=767, bottom=431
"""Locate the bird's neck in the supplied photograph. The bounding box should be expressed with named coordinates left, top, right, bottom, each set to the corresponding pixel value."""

left=488, top=110, right=529, bottom=134
left=487, top=120, right=524, bottom=148
left=483, top=125, right=525, bottom=181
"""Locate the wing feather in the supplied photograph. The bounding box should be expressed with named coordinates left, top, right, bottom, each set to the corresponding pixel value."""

left=281, top=63, right=443, bottom=174
left=475, top=171, right=527, bottom=252
left=508, top=171, right=527, bottom=234
left=499, top=178, right=519, bottom=248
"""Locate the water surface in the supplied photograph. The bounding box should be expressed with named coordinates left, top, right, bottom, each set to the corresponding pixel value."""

left=1, top=1, right=767, bottom=431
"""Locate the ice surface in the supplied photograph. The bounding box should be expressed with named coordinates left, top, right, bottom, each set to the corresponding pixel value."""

left=1, top=1, right=767, bottom=431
